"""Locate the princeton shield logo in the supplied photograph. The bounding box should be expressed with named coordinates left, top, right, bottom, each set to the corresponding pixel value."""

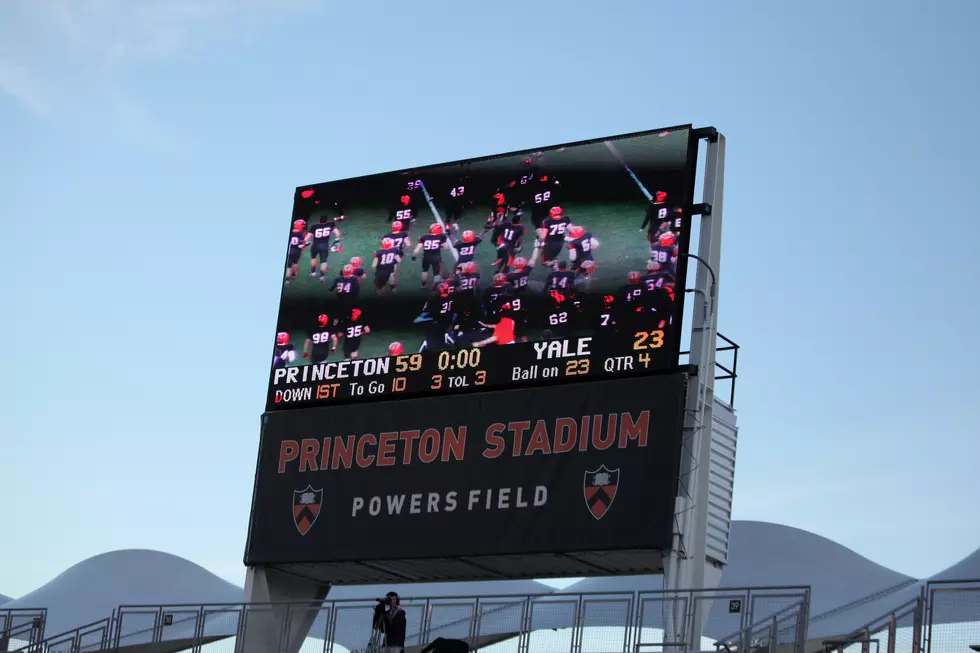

left=292, top=486, right=323, bottom=536
left=583, top=465, right=620, bottom=520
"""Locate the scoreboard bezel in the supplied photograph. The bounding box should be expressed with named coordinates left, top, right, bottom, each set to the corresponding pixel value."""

left=267, top=124, right=701, bottom=410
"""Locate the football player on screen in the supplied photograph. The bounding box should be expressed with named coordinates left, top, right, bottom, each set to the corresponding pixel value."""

left=284, top=219, right=309, bottom=287
left=444, top=175, right=471, bottom=232
left=450, top=261, right=481, bottom=332
left=482, top=273, right=511, bottom=321
left=566, top=224, right=599, bottom=279
left=544, top=260, right=575, bottom=294
left=473, top=300, right=523, bottom=348
left=640, top=191, right=676, bottom=244
left=528, top=172, right=561, bottom=229
left=417, top=281, right=458, bottom=352
left=531, top=206, right=571, bottom=269
left=493, top=213, right=525, bottom=273
left=302, top=313, right=338, bottom=364
left=373, top=238, right=403, bottom=294
left=412, top=223, right=450, bottom=288
left=650, top=231, right=679, bottom=277
left=308, top=215, right=342, bottom=283
left=348, top=256, right=368, bottom=281
left=273, top=332, right=297, bottom=367
left=384, top=220, right=411, bottom=256
left=487, top=188, right=508, bottom=230
left=329, top=264, right=362, bottom=320
left=643, top=260, right=671, bottom=293
left=338, top=308, right=371, bottom=360
left=614, top=271, right=647, bottom=335
left=453, top=230, right=485, bottom=267
left=506, top=256, right=534, bottom=296
left=541, top=289, right=581, bottom=341
left=389, top=193, right=418, bottom=230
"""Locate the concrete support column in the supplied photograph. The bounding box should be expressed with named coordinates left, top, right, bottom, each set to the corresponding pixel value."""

left=240, top=566, right=331, bottom=653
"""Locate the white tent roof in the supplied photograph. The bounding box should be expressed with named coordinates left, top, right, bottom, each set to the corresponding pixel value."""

left=2, top=550, right=242, bottom=636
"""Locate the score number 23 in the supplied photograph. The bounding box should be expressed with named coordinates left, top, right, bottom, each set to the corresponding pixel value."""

left=632, top=329, right=664, bottom=369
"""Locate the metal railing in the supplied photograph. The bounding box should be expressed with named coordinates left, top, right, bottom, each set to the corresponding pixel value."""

left=0, top=609, right=46, bottom=653
left=924, top=580, right=980, bottom=653
left=10, top=585, right=812, bottom=653
left=11, top=617, right=113, bottom=653
left=713, top=600, right=809, bottom=653
left=818, top=596, right=924, bottom=653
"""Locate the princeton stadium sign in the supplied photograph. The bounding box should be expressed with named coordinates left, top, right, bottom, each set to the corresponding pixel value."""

left=245, top=374, right=686, bottom=565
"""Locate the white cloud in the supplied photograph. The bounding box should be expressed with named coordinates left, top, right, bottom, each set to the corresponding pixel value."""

left=0, top=0, right=322, bottom=151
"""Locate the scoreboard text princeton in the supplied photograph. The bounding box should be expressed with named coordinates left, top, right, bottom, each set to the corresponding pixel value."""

left=270, top=335, right=670, bottom=408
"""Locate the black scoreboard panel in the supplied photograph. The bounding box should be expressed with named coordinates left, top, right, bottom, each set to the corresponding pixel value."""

left=268, top=125, right=698, bottom=410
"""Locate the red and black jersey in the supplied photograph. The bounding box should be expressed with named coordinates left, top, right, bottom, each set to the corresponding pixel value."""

left=432, top=296, right=456, bottom=329
left=496, top=221, right=525, bottom=250
left=649, top=244, right=677, bottom=275
left=329, top=275, right=360, bottom=298
left=273, top=343, right=296, bottom=368
left=455, top=272, right=481, bottom=293
left=544, top=290, right=580, bottom=331
left=615, top=283, right=646, bottom=325
left=447, top=182, right=469, bottom=206
left=309, top=221, right=337, bottom=248
left=545, top=269, right=575, bottom=293
left=375, top=249, right=401, bottom=271
left=287, top=230, right=307, bottom=252
left=567, top=231, right=595, bottom=261
left=420, top=233, right=447, bottom=258
left=482, top=284, right=511, bottom=316
left=530, top=176, right=561, bottom=217
left=454, top=235, right=482, bottom=263
left=309, top=323, right=335, bottom=359
left=643, top=271, right=671, bottom=293
left=389, top=196, right=419, bottom=226
left=385, top=232, right=409, bottom=252
left=642, top=202, right=683, bottom=234
left=343, top=321, right=370, bottom=347
left=543, top=215, right=571, bottom=242
left=507, top=267, right=532, bottom=292
left=491, top=190, right=507, bottom=210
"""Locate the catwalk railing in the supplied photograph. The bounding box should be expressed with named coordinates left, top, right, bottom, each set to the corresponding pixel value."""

left=12, top=586, right=811, bottom=653
left=818, top=597, right=924, bottom=653
left=712, top=600, right=810, bottom=653
left=0, top=609, right=46, bottom=653
left=815, top=578, right=980, bottom=653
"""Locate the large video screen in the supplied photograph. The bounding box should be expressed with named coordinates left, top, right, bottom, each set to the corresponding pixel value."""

left=268, top=125, right=698, bottom=410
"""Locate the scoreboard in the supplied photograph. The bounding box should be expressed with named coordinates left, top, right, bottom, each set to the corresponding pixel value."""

left=272, top=332, right=670, bottom=406
left=268, top=125, right=699, bottom=410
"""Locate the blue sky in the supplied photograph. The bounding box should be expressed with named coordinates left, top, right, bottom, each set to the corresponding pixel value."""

left=2, top=0, right=979, bottom=598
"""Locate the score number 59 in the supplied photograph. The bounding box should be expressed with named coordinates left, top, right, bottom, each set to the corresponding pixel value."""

left=633, top=330, right=664, bottom=368
left=394, top=354, right=423, bottom=373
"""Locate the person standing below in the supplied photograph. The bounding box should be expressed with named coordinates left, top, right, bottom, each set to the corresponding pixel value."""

left=372, top=591, right=406, bottom=653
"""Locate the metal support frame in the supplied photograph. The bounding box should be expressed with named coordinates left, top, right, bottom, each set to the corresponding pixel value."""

left=680, top=332, right=739, bottom=407
left=664, top=129, right=726, bottom=648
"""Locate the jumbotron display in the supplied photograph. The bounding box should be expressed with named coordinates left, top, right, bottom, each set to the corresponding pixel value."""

left=268, top=125, right=698, bottom=410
